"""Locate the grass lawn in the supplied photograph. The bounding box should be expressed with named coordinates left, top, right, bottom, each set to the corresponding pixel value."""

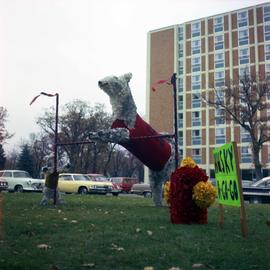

left=0, top=192, right=269, bottom=270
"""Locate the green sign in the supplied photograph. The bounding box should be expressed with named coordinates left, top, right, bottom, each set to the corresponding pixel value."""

left=213, top=142, right=241, bottom=206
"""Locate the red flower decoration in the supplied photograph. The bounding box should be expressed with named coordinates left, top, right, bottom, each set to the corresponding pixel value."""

left=169, top=165, right=209, bottom=224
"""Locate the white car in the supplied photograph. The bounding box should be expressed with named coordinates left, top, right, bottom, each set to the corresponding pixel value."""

left=0, top=170, right=44, bottom=192
left=250, top=177, right=270, bottom=187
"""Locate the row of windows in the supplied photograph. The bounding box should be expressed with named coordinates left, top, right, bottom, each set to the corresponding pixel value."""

left=178, top=64, right=269, bottom=92
left=181, top=46, right=270, bottom=76
left=180, top=44, right=270, bottom=76
left=184, top=146, right=253, bottom=164
left=181, top=145, right=270, bottom=164
left=180, top=6, right=270, bottom=40
left=178, top=93, right=201, bottom=110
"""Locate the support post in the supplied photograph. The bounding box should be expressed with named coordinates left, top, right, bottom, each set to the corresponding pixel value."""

left=53, top=93, right=59, bottom=205
left=171, top=73, right=179, bottom=169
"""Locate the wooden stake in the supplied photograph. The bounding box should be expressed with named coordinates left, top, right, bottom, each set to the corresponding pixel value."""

left=233, top=142, right=248, bottom=238
left=218, top=204, right=224, bottom=228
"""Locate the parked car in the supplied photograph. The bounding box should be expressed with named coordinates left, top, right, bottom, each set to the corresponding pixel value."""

left=242, top=177, right=270, bottom=203
left=86, top=174, right=121, bottom=196
left=58, top=173, right=112, bottom=195
left=131, top=183, right=152, bottom=197
left=0, top=170, right=44, bottom=192
left=0, top=177, right=8, bottom=192
left=109, top=177, right=139, bottom=193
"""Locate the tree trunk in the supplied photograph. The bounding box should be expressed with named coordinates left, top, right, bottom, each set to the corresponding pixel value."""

left=252, top=145, right=263, bottom=181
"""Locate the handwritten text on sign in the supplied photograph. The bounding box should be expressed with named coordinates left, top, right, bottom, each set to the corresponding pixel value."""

left=213, top=143, right=241, bottom=206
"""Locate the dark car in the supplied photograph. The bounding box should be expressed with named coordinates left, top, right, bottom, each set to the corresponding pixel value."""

left=131, top=183, right=152, bottom=197
left=110, top=177, right=139, bottom=193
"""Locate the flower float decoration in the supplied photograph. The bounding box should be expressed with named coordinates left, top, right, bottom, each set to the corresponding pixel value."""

left=192, top=181, right=217, bottom=209
left=163, top=180, right=171, bottom=205
left=169, top=157, right=216, bottom=224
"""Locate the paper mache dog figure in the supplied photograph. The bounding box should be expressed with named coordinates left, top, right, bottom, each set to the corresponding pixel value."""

left=40, top=166, right=64, bottom=206
left=89, top=73, right=174, bottom=206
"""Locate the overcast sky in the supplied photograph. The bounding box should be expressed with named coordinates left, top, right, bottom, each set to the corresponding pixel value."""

left=0, top=0, right=267, bottom=152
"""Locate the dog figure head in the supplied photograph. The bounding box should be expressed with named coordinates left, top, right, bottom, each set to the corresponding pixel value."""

left=98, top=73, right=137, bottom=127
left=98, top=73, right=132, bottom=98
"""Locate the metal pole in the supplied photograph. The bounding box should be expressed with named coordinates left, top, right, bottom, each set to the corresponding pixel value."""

left=54, top=93, right=59, bottom=172
left=171, top=73, right=179, bottom=169
left=53, top=93, right=59, bottom=205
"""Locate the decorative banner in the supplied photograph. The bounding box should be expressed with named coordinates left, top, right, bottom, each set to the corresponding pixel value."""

left=151, top=78, right=171, bottom=91
left=30, top=92, right=58, bottom=105
left=213, top=142, right=241, bottom=207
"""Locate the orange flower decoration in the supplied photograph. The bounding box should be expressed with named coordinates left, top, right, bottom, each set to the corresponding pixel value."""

left=180, top=157, right=197, bottom=168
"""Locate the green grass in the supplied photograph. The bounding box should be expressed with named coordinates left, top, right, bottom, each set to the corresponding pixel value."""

left=0, top=193, right=269, bottom=270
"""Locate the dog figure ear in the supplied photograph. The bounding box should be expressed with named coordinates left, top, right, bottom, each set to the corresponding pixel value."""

left=123, top=73, right=132, bottom=83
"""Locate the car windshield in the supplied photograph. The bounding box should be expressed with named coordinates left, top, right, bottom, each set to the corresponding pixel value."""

left=111, top=178, right=122, bottom=183
left=74, top=175, right=89, bottom=181
left=95, top=176, right=107, bottom=181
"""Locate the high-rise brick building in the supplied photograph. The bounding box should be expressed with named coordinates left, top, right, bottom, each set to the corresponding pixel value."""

left=146, top=2, right=270, bottom=179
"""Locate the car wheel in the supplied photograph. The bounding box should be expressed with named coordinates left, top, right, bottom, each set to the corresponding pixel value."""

left=78, top=187, right=88, bottom=195
left=14, top=185, right=23, bottom=193
left=143, top=192, right=152, bottom=198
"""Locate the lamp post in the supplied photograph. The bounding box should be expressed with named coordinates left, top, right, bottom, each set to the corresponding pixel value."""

left=171, top=73, right=179, bottom=169
left=30, top=92, right=59, bottom=204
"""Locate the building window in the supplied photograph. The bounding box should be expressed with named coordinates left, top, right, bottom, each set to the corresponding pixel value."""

left=239, top=66, right=250, bottom=80
left=192, top=74, right=201, bottom=90
left=216, top=127, right=226, bottom=144
left=215, top=108, right=225, bottom=125
left=215, top=34, right=224, bottom=50
left=264, top=5, right=270, bottom=22
left=178, top=95, right=183, bottom=110
left=192, top=148, right=201, bottom=164
left=239, top=48, right=249, bottom=65
left=215, top=52, right=224, bottom=68
left=215, top=88, right=224, bottom=102
left=192, top=111, right=201, bottom=126
left=237, top=11, right=248, bottom=28
left=178, top=59, right=184, bottom=74
left=178, top=26, right=184, bottom=41
left=179, top=148, right=183, bottom=160
left=179, top=42, right=184, bottom=58
left=179, top=131, right=183, bottom=145
left=192, top=39, right=201, bottom=54
left=265, top=63, right=270, bottom=80
left=265, top=44, right=270, bottom=61
left=192, top=93, right=201, bottom=108
left=241, top=146, right=252, bottom=163
left=192, top=56, right=201, bottom=72
left=238, top=29, right=249, bottom=46
left=215, top=71, right=225, bottom=88
left=192, top=21, right=201, bottom=37
left=269, top=145, right=270, bottom=163
left=267, top=91, right=270, bottom=102
left=178, top=113, right=183, bottom=128
left=178, top=77, right=183, bottom=92
left=214, top=16, right=223, bottom=32
left=264, top=24, right=270, bottom=41
left=192, top=129, right=201, bottom=145
left=241, top=127, right=251, bottom=143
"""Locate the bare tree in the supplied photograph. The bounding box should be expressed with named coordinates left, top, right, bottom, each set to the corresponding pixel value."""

left=0, top=107, right=13, bottom=144
left=202, top=72, right=270, bottom=180
left=37, top=100, right=114, bottom=173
